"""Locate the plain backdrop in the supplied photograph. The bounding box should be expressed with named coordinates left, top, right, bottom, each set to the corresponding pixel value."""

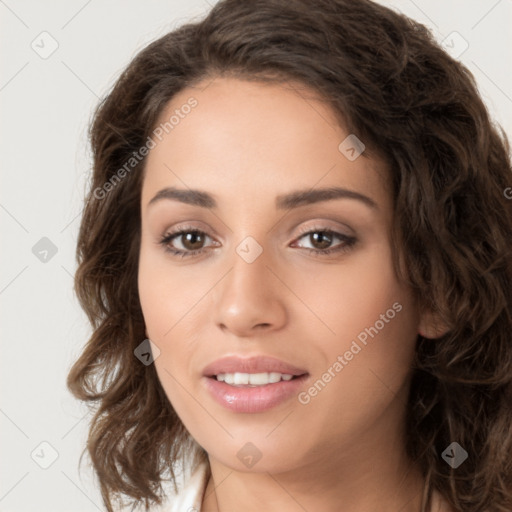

left=1, top=1, right=511, bottom=510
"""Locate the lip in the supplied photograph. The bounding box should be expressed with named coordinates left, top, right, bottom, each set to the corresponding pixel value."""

left=202, top=355, right=308, bottom=377
left=201, top=355, right=309, bottom=413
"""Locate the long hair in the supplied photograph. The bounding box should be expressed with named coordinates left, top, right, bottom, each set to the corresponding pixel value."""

left=66, top=1, right=512, bottom=510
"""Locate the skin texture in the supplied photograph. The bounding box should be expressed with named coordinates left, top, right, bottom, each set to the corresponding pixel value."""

left=138, top=77, right=450, bottom=512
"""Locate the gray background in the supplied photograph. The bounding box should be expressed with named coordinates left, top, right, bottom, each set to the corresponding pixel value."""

left=1, top=1, right=511, bottom=510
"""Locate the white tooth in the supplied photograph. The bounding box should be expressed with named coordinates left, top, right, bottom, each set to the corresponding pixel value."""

left=233, top=372, right=249, bottom=385
left=248, top=372, right=270, bottom=385
left=268, top=372, right=282, bottom=383
left=217, top=372, right=295, bottom=386
left=224, top=373, right=235, bottom=385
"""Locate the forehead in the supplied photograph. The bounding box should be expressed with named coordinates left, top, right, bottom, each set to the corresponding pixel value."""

left=141, top=77, right=390, bottom=213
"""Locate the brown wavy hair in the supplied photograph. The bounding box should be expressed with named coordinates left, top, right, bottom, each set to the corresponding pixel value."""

left=66, top=0, right=512, bottom=510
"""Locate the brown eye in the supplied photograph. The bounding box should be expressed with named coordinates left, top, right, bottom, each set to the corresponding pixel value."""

left=177, top=231, right=206, bottom=251
left=307, top=231, right=334, bottom=250
left=161, top=229, right=214, bottom=253
left=291, top=227, right=357, bottom=257
left=159, top=226, right=356, bottom=259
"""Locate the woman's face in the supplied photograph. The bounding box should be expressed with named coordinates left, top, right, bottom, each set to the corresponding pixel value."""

left=138, top=77, right=423, bottom=474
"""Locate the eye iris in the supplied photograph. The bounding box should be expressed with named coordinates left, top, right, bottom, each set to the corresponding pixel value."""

left=311, top=231, right=332, bottom=249
left=182, top=231, right=204, bottom=250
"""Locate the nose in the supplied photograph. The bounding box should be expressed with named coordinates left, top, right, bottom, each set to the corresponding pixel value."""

left=213, top=246, right=288, bottom=338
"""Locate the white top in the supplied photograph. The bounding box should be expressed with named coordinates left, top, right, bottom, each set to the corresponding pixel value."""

left=158, top=460, right=209, bottom=512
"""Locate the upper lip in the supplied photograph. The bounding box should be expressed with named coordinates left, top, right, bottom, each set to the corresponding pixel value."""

left=202, top=355, right=308, bottom=377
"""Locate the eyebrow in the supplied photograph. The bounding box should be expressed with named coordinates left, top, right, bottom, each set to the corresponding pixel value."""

left=147, top=186, right=378, bottom=210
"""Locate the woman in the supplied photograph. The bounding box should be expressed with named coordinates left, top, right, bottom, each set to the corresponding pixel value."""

left=67, top=1, right=512, bottom=511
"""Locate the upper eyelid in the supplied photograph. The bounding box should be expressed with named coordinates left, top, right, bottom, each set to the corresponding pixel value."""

left=165, top=224, right=349, bottom=237
left=164, top=218, right=354, bottom=236
left=163, top=225, right=353, bottom=247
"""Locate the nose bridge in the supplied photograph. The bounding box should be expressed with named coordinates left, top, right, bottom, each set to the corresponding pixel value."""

left=226, top=233, right=273, bottom=306
left=213, top=232, right=287, bottom=335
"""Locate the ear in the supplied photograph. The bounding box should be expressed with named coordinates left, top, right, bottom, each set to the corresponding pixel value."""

left=418, top=309, right=450, bottom=339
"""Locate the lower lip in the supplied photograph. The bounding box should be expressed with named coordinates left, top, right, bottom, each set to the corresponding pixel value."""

left=202, top=375, right=309, bottom=413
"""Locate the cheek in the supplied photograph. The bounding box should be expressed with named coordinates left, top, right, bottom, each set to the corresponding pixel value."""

left=294, top=242, right=419, bottom=405
left=138, top=250, right=169, bottom=336
left=137, top=250, right=196, bottom=415
left=137, top=240, right=201, bottom=339
left=291, top=238, right=415, bottom=347
left=137, top=243, right=206, bottom=396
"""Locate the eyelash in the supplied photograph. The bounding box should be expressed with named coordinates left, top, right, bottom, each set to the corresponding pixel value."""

left=158, top=224, right=357, bottom=259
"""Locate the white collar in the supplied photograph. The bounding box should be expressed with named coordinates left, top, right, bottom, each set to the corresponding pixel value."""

left=164, top=460, right=209, bottom=512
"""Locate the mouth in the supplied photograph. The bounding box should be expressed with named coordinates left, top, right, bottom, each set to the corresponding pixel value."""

left=201, top=355, right=309, bottom=413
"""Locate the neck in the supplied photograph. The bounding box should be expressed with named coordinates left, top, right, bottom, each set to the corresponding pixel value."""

left=203, top=457, right=425, bottom=512
left=201, top=408, right=426, bottom=512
